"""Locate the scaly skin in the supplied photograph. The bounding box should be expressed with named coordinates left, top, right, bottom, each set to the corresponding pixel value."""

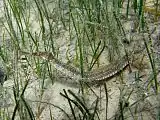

left=19, top=50, right=143, bottom=86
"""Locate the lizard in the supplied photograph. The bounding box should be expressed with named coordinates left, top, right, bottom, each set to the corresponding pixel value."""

left=19, top=47, right=146, bottom=87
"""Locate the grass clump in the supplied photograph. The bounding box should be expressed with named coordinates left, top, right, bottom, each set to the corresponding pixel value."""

left=0, top=0, right=159, bottom=119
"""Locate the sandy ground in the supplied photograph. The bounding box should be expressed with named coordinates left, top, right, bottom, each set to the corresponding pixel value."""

left=0, top=0, right=160, bottom=120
